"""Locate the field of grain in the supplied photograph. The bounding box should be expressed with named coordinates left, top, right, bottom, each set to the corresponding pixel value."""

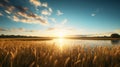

left=0, top=39, right=120, bottom=67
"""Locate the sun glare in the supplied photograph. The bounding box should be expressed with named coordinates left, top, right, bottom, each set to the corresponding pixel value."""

left=56, top=38, right=65, bottom=51
left=52, top=29, right=68, bottom=38
left=58, top=32, right=65, bottom=38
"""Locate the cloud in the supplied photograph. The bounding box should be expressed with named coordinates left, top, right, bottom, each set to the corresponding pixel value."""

left=41, top=9, right=51, bottom=16
left=42, top=2, right=48, bottom=7
left=9, top=28, right=26, bottom=32
left=30, top=0, right=41, bottom=7
left=0, top=12, right=3, bottom=16
left=41, top=7, right=52, bottom=16
left=10, top=13, right=48, bottom=25
left=47, top=27, right=56, bottom=31
left=0, top=28, right=7, bottom=31
left=14, top=28, right=40, bottom=32
left=114, top=29, right=120, bottom=33
left=56, top=10, right=63, bottom=16
left=0, top=27, right=40, bottom=32
left=7, top=5, right=15, bottom=11
left=15, top=6, right=28, bottom=12
left=30, top=0, right=48, bottom=8
left=4, top=0, right=9, bottom=3
left=0, top=4, right=3, bottom=7
left=18, top=28, right=26, bottom=32
left=61, top=19, right=68, bottom=24
left=50, top=18, right=56, bottom=23
left=91, top=8, right=102, bottom=17
left=5, top=10, right=11, bottom=14
left=0, top=0, right=8, bottom=6
left=48, top=8, right=52, bottom=12
left=91, top=13, right=96, bottom=16
left=12, top=15, right=19, bottom=22
left=45, top=26, right=79, bottom=36
left=29, top=30, right=40, bottom=32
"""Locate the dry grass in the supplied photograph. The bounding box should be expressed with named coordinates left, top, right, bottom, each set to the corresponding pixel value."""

left=0, top=40, right=120, bottom=67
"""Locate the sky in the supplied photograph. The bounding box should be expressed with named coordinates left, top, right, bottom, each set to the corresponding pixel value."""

left=0, top=0, right=120, bottom=36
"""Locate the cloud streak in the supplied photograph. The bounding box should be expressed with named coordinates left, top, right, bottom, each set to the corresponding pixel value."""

left=0, top=27, right=40, bottom=32
left=114, top=29, right=120, bottom=33
left=0, top=12, right=3, bottom=16
left=62, top=19, right=68, bottom=24
left=91, top=13, right=96, bottom=17
left=30, top=0, right=48, bottom=8
left=91, top=8, right=102, bottom=17
left=30, top=0, right=41, bottom=7
left=56, top=10, right=63, bottom=16
left=50, top=18, right=56, bottom=23
left=0, top=28, right=7, bottom=31
left=42, top=2, right=48, bottom=7
left=10, top=11, right=49, bottom=25
left=41, top=9, right=51, bottom=16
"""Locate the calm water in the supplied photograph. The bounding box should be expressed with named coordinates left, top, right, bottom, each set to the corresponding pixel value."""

left=35, top=39, right=120, bottom=51
left=42, top=39, right=120, bottom=45
left=36, top=39, right=120, bottom=48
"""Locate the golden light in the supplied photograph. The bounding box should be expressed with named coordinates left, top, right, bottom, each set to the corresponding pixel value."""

left=54, top=38, right=65, bottom=52
left=58, top=32, right=65, bottom=38
left=53, top=30, right=67, bottom=38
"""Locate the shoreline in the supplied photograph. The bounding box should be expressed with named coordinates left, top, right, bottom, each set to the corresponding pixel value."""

left=0, top=37, right=120, bottom=41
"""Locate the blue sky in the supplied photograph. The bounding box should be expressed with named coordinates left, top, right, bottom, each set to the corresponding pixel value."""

left=0, top=0, right=120, bottom=36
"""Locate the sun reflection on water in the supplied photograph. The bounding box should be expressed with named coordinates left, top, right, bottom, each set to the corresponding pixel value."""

left=54, top=38, right=65, bottom=52
left=58, top=38, right=64, bottom=49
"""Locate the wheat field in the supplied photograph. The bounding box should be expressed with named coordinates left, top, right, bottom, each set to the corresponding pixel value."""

left=0, top=39, right=120, bottom=67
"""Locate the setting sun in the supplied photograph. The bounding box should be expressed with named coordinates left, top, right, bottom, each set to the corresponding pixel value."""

left=52, top=29, right=68, bottom=38
left=58, top=32, right=65, bottom=38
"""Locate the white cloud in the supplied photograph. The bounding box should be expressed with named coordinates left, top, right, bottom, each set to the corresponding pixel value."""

left=12, top=16, right=19, bottom=22
left=50, top=18, right=56, bottom=23
left=48, top=8, right=52, bottom=13
left=30, top=0, right=41, bottom=7
left=5, top=10, right=11, bottom=14
left=41, top=9, right=51, bottom=16
left=91, top=13, right=96, bottom=16
left=62, top=19, right=68, bottom=24
left=56, top=10, right=63, bottom=16
left=0, top=13, right=3, bottom=16
left=42, top=2, right=48, bottom=7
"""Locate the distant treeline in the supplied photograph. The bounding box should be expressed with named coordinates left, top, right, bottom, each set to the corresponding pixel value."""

left=0, top=34, right=39, bottom=38
left=110, top=33, right=120, bottom=38
left=0, top=33, right=120, bottom=38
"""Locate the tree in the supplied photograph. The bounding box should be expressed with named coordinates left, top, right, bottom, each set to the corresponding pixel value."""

left=111, top=33, right=120, bottom=38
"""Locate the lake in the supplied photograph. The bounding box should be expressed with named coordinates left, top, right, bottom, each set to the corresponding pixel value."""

left=37, top=38, right=120, bottom=46
left=35, top=39, right=120, bottom=51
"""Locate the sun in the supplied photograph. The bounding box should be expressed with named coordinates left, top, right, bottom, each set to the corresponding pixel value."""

left=52, top=29, right=68, bottom=38
left=53, top=31, right=66, bottom=38
left=58, top=32, right=65, bottom=37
